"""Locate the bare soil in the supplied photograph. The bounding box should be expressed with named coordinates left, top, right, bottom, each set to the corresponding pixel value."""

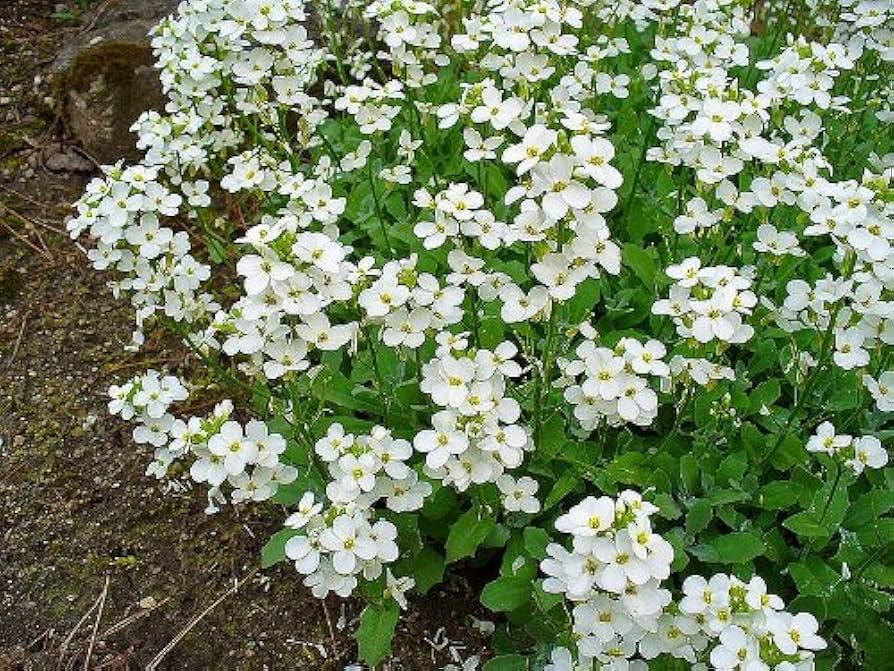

left=0, top=2, right=490, bottom=669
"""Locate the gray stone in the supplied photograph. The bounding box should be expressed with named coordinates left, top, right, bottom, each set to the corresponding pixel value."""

left=51, top=0, right=179, bottom=164
left=43, top=147, right=95, bottom=173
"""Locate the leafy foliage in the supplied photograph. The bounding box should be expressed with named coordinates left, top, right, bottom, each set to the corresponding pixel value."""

left=68, top=0, right=894, bottom=667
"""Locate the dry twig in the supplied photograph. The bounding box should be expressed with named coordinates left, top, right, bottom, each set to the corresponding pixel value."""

left=145, top=566, right=261, bottom=670
left=100, top=597, right=171, bottom=639
left=83, top=575, right=111, bottom=670
left=5, top=311, right=29, bottom=369
left=57, top=587, right=102, bottom=669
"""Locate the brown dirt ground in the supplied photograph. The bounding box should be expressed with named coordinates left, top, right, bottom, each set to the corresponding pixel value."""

left=0, top=2, right=490, bottom=669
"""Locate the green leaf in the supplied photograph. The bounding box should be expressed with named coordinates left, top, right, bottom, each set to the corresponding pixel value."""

left=653, top=492, right=683, bottom=520
left=480, top=575, right=532, bottom=612
left=356, top=600, right=400, bottom=668
left=691, top=531, right=765, bottom=564
left=789, top=557, right=841, bottom=598
left=205, top=235, right=228, bottom=264
left=543, top=470, right=579, bottom=510
left=567, top=278, right=601, bottom=323
left=404, top=546, right=445, bottom=595
left=773, top=433, right=808, bottom=471
left=523, top=527, right=551, bottom=560
left=260, top=528, right=300, bottom=568
left=680, top=454, right=700, bottom=493
left=421, top=485, right=457, bottom=520
left=482, top=654, right=529, bottom=671
left=845, top=490, right=894, bottom=530
left=686, top=499, right=713, bottom=535
left=446, top=506, right=496, bottom=563
left=479, top=316, right=506, bottom=349
left=783, top=483, right=849, bottom=539
left=707, top=488, right=750, bottom=506
left=750, top=379, right=781, bottom=411
left=665, top=527, right=690, bottom=572
left=757, top=480, right=803, bottom=510
left=622, top=243, right=657, bottom=285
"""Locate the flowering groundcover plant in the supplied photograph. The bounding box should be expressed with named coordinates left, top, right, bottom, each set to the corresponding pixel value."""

left=69, top=0, right=894, bottom=668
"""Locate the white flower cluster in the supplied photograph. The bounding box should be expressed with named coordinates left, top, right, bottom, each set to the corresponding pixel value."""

left=541, top=494, right=827, bottom=670
left=365, top=0, right=445, bottom=88
left=68, top=0, right=891, bottom=641
left=645, top=0, right=894, bottom=385
left=316, top=423, right=432, bottom=511
left=559, top=336, right=669, bottom=429
left=757, top=37, right=857, bottom=111
left=284, top=492, right=401, bottom=599
left=213, top=220, right=361, bottom=377
left=647, top=0, right=752, bottom=183
left=653, top=258, right=757, bottom=344
left=359, top=255, right=464, bottom=348
left=673, top=573, right=826, bottom=670
left=151, top=0, right=325, bottom=128
left=69, top=0, right=332, bottom=345
left=668, top=355, right=736, bottom=388
left=108, top=371, right=296, bottom=512
left=108, top=369, right=188, bottom=423
left=831, top=0, right=893, bottom=79
left=439, top=0, right=627, bottom=311
left=540, top=492, right=675, bottom=666
left=807, top=421, right=889, bottom=475
left=282, top=422, right=427, bottom=598
left=414, top=183, right=505, bottom=251
left=417, top=334, right=530, bottom=493
left=68, top=165, right=216, bottom=345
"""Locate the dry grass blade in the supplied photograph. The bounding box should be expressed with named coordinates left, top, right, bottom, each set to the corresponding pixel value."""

left=145, top=567, right=260, bottom=671
left=100, top=597, right=172, bottom=639
left=5, top=311, right=29, bottom=369
left=83, top=575, right=111, bottom=670
left=57, top=588, right=102, bottom=669
left=0, top=218, right=53, bottom=261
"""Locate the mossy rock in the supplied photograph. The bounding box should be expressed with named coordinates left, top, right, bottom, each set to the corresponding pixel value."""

left=59, top=40, right=164, bottom=164
left=50, top=0, right=179, bottom=164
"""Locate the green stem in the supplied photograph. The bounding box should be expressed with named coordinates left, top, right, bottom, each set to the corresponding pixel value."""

left=363, top=324, right=391, bottom=423
left=534, top=301, right=559, bottom=448
left=367, top=160, right=394, bottom=253
left=760, top=263, right=853, bottom=465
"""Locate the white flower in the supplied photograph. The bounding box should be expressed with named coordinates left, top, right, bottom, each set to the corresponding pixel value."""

left=320, top=514, right=377, bottom=575
left=285, top=492, right=323, bottom=529
left=208, top=421, right=258, bottom=475
left=496, top=474, right=541, bottom=513
left=767, top=612, right=827, bottom=655
left=296, top=313, right=355, bottom=351
left=413, top=411, right=468, bottom=468
left=534, top=155, right=593, bottom=220
left=571, top=135, right=623, bottom=189
left=753, top=224, right=805, bottom=257
left=499, top=284, right=549, bottom=323
left=285, top=532, right=322, bottom=574
left=292, top=232, right=346, bottom=274
left=847, top=435, right=888, bottom=473
left=833, top=329, right=870, bottom=369
left=470, top=87, right=524, bottom=130
left=359, top=278, right=411, bottom=317
left=385, top=569, right=415, bottom=610
left=556, top=496, right=616, bottom=536
left=463, top=127, right=503, bottom=162
left=502, top=124, right=557, bottom=175
left=806, top=421, right=851, bottom=456
left=709, top=626, right=761, bottom=670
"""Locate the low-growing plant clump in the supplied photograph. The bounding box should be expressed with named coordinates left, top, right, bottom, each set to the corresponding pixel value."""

left=68, top=0, right=893, bottom=668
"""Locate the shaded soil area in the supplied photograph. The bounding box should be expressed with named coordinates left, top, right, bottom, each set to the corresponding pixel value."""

left=0, top=2, right=489, bottom=669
